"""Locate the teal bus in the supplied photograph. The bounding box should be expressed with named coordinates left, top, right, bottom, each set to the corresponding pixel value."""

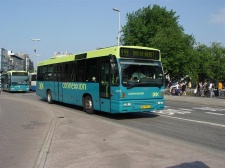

left=1, top=70, right=29, bottom=92
left=36, top=46, right=165, bottom=114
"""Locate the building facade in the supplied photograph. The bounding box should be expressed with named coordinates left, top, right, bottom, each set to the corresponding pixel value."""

left=0, top=48, right=34, bottom=72
left=0, top=48, right=9, bottom=72
left=17, top=53, right=33, bottom=72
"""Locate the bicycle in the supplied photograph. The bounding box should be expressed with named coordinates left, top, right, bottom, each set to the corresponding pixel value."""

left=220, top=90, right=225, bottom=97
left=204, top=89, right=210, bottom=97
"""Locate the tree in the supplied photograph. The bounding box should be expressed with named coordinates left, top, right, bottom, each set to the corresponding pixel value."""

left=194, top=43, right=214, bottom=82
left=210, top=42, right=225, bottom=82
left=121, top=4, right=196, bottom=82
left=193, top=42, right=225, bottom=84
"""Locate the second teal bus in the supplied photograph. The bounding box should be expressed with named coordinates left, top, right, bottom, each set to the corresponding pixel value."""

left=1, top=70, right=30, bottom=92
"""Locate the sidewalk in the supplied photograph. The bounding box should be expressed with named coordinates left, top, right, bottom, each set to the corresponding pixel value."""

left=165, top=94, right=225, bottom=108
left=41, top=95, right=225, bottom=168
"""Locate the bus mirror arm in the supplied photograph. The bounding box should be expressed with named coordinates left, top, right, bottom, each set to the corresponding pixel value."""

left=109, top=54, right=116, bottom=63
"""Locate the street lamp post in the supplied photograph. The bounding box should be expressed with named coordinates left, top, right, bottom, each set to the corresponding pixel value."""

left=31, top=38, right=40, bottom=72
left=113, top=8, right=120, bottom=46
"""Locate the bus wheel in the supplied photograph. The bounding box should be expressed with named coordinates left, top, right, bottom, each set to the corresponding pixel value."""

left=84, top=95, right=94, bottom=114
left=47, top=90, right=53, bottom=104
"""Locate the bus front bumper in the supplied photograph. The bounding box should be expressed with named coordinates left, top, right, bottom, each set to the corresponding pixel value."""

left=110, top=99, right=165, bottom=113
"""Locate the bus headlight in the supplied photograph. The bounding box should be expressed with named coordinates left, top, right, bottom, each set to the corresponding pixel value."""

left=158, top=101, right=164, bottom=105
left=123, top=102, right=132, bottom=106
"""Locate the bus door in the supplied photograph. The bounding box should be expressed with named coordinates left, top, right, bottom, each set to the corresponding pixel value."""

left=55, top=76, right=62, bottom=102
left=54, top=64, right=63, bottom=102
left=8, top=74, right=11, bottom=91
left=100, top=59, right=111, bottom=112
left=58, top=64, right=64, bottom=102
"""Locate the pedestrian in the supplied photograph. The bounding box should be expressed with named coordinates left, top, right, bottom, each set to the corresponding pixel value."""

left=181, top=81, right=186, bottom=96
left=167, top=80, right=173, bottom=93
left=218, top=81, right=223, bottom=97
left=196, top=81, right=202, bottom=97
left=208, top=81, right=214, bottom=97
left=202, top=81, right=208, bottom=97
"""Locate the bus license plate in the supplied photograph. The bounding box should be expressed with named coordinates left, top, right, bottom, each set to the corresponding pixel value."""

left=141, top=105, right=150, bottom=109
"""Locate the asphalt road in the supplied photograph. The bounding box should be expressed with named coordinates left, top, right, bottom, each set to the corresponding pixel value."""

left=0, top=91, right=225, bottom=168
left=0, top=92, right=54, bottom=168
left=92, top=100, right=225, bottom=155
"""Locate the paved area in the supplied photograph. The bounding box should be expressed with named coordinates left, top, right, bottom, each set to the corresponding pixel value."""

left=165, top=94, right=225, bottom=108
left=41, top=95, right=225, bottom=168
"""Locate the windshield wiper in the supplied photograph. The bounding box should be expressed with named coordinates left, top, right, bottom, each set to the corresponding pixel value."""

left=148, top=80, right=162, bottom=88
left=127, top=83, right=144, bottom=89
left=126, top=80, right=163, bottom=89
left=12, top=82, right=18, bottom=85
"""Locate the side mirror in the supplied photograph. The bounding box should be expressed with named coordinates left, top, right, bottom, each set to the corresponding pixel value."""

left=109, top=54, right=116, bottom=63
left=109, top=55, right=116, bottom=73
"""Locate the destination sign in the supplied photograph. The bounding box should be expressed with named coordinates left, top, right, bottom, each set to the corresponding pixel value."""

left=75, top=53, right=87, bottom=60
left=120, top=48, right=160, bottom=60
left=12, top=72, right=28, bottom=76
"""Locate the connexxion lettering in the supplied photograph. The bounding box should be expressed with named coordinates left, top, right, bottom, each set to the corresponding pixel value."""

left=128, top=92, right=144, bottom=95
left=62, top=82, right=86, bottom=90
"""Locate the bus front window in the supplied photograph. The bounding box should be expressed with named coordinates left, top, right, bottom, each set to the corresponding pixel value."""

left=120, top=60, right=164, bottom=88
left=11, top=76, right=29, bottom=85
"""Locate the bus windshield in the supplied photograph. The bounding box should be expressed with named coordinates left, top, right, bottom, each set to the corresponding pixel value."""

left=120, top=59, right=164, bottom=88
left=11, top=75, right=29, bottom=85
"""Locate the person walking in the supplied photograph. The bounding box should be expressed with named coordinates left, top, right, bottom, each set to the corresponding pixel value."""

left=202, top=81, right=208, bottom=97
left=167, top=80, right=173, bottom=94
left=218, top=81, right=223, bottom=97
left=181, top=81, right=186, bottom=96
left=196, top=81, right=202, bottom=97
left=208, top=81, right=214, bottom=97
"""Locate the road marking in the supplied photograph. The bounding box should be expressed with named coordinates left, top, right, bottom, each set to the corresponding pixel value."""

left=193, top=107, right=225, bottom=112
left=157, top=108, right=192, bottom=115
left=159, top=107, right=225, bottom=116
left=159, top=115, right=225, bottom=128
left=205, top=112, right=225, bottom=116
left=178, top=108, right=194, bottom=111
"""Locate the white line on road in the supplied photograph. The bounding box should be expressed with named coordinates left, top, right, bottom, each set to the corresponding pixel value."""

left=205, top=112, right=225, bottom=116
left=159, top=115, right=225, bottom=128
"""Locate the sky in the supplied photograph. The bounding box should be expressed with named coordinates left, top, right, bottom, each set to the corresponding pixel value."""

left=0, top=0, right=225, bottom=64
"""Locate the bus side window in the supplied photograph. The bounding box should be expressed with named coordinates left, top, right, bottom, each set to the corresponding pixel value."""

left=64, top=61, right=73, bottom=82
left=76, top=74, right=83, bottom=82
left=76, top=60, right=85, bottom=82
left=37, top=66, right=44, bottom=81
left=86, top=58, right=98, bottom=82
left=47, top=65, right=54, bottom=81
left=101, top=63, right=109, bottom=84
left=111, top=61, right=119, bottom=85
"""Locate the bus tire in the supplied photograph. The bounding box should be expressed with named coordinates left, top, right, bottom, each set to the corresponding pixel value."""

left=84, top=95, right=94, bottom=114
left=47, top=90, right=53, bottom=104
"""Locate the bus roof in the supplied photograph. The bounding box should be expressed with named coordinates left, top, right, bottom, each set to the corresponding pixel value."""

left=38, top=46, right=160, bottom=66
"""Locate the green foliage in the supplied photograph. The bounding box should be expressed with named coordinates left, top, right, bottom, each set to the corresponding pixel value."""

left=195, top=42, right=225, bottom=83
left=121, top=4, right=225, bottom=84
left=121, top=4, right=195, bottom=82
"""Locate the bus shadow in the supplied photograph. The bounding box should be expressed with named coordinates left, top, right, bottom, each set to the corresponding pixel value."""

left=167, top=161, right=209, bottom=168
left=94, top=111, right=159, bottom=120
left=38, top=99, right=159, bottom=120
